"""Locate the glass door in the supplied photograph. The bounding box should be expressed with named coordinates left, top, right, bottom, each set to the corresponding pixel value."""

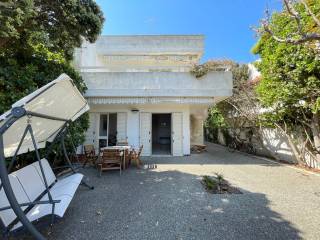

left=108, top=113, right=117, bottom=146
left=98, top=113, right=118, bottom=148
left=99, top=114, right=108, bottom=148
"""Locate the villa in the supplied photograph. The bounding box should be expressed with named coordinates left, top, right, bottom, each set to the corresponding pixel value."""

left=74, top=35, right=233, bottom=156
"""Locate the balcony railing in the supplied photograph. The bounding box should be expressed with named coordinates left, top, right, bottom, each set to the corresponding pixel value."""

left=81, top=71, right=233, bottom=98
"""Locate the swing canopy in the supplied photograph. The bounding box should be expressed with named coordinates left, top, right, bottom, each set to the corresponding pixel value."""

left=0, top=74, right=91, bottom=240
left=0, top=73, right=89, bottom=158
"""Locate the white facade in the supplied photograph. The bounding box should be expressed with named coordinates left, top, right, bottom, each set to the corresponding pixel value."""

left=74, top=35, right=233, bottom=156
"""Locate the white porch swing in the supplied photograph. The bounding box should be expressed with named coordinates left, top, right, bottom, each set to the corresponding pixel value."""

left=0, top=74, right=93, bottom=240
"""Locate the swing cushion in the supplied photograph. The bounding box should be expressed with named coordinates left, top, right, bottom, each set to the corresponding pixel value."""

left=31, top=159, right=56, bottom=186
left=0, top=159, right=83, bottom=231
left=32, top=159, right=83, bottom=197
left=12, top=194, right=73, bottom=230
left=11, top=164, right=46, bottom=201
left=0, top=176, right=30, bottom=227
left=33, top=159, right=83, bottom=186
left=57, top=173, right=83, bottom=185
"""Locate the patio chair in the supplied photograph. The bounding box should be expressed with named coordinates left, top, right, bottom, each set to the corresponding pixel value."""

left=124, top=149, right=132, bottom=169
left=83, top=144, right=97, bottom=167
left=131, top=145, right=143, bottom=168
left=98, top=149, right=122, bottom=176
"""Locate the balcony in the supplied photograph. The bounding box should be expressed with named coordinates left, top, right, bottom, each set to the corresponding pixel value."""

left=82, top=71, right=233, bottom=98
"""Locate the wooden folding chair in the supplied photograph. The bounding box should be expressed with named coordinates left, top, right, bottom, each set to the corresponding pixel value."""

left=98, top=149, right=122, bottom=176
left=131, top=145, right=143, bottom=168
left=83, top=144, right=97, bottom=167
left=123, top=149, right=132, bottom=169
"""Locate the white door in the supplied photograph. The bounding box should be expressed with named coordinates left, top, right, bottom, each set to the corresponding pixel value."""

left=117, top=112, right=127, bottom=142
left=172, top=113, right=183, bottom=156
left=85, top=113, right=98, bottom=149
left=140, top=112, right=151, bottom=156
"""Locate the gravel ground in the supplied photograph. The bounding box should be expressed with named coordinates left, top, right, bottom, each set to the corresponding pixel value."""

left=9, top=143, right=320, bottom=240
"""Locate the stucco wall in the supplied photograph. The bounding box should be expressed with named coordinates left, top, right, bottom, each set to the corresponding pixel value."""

left=74, top=35, right=204, bottom=72
left=209, top=127, right=320, bottom=169
left=75, top=35, right=233, bottom=156
left=82, top=71, right=233, bottom=98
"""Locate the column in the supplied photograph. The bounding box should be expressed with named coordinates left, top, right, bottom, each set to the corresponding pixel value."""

left=190, top=114, right=205, bottom=145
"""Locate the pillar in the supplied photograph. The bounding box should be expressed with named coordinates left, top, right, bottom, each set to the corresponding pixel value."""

left=190, top=114, right=205, bottom=145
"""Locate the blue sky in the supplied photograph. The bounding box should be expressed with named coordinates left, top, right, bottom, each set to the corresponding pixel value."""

left=96, top=0, right=282, bottom=63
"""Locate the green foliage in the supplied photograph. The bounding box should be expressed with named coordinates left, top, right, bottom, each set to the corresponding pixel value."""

left=190, top=59, right=234, bottom=78
left=205, top=63, right=255, bottom=143
left=0, top=1, right=36, bottom=40
left=202, top=173, right=225, bottom=192
left=206, top=107, right=227, bottom=129
left=0, top=45, right=89, bottom=148
left=0, top=0, right=104, bottom=164
left=0, top=0, right=104, bottom=59
left=253, top=0, right=320, bottom=125
left=202, top=175, right=217, bottom=191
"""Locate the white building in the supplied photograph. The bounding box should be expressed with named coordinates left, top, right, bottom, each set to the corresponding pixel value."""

left=74, top=35, right=232, bottom=156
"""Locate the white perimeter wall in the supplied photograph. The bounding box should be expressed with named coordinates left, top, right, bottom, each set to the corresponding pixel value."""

left=212, top=127, right=320, bottom=169
left=87, top=104, right=191, bottom=155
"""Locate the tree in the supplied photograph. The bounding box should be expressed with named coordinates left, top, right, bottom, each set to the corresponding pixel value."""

left=218, top=63, right=286, bottom=160
left=253, top=2, right=320, bottom=164
left=260, top=0, right=320, bottom=46
left=202, top=62, right=278, bottom=158
left=0, top=45, right=89, bottom=146
left=0, top=0, right=104, bottom=59
left=0, top=0, right=104, bottom=162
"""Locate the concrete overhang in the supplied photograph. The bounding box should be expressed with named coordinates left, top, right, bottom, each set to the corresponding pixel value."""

left=91, top=35, right=205, bottom=56
left=82, top=71, right=233, bottom=99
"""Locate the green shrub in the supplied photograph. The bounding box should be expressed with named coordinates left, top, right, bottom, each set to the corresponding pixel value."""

left=202, top=175, right=217, bottom=191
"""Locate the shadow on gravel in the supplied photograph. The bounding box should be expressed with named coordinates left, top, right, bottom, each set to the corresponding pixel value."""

left=145, top=144, right=283, bottom=168
left=7, top=166, right=301, bottom=240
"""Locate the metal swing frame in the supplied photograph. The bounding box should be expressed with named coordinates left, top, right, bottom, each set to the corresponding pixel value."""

left=0, top=106, right=94, bottom=240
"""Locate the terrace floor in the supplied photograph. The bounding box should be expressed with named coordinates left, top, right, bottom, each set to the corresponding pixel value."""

left=11, top=143, right=320, bottom=240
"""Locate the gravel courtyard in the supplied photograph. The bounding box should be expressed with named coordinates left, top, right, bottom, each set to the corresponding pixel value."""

left=11, top=143, right=320, bottom=240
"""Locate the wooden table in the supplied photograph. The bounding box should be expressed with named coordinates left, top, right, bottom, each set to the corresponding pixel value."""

left=100, top=146, right=132, bottom=169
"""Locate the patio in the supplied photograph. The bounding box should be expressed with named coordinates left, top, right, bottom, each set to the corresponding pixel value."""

left=12, top=143, right=320, bottom=240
